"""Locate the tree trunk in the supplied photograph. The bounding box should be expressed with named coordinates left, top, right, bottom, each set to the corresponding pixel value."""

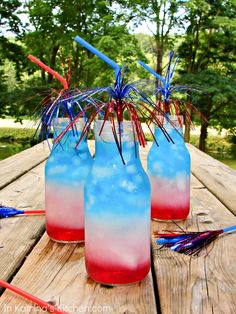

left=184, top=119, right=191, bottom=143
left=156, top=48, right=163, bottom=76
left=199, top=122, right=208, bottom=152
left=48, top=44, right=60, bottom=84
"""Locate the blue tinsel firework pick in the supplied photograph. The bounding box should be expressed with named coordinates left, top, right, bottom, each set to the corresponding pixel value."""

left=28, top=55, right=88, bottom=141
left=154, top=225, right=236, bottom=256
left=55, top=36, right=173, bottom=163
left=138, top=52, right=207, bottom=127
left=0, top=205, right=45, bottom=218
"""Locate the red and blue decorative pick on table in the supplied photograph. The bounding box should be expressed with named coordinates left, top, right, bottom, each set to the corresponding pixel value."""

left=0, top=205, right=45, bottom=218
left=154, top=225, right=236, bottom=255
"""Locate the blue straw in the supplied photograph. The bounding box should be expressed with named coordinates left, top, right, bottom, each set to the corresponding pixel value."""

left=223, top=225, right=236, bottom=233
left=74, top=35, right=120, bottom=81
left=138, top=60, right=166, bottom=86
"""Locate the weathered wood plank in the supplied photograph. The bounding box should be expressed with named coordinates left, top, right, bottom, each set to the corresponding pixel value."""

left=187, top=143, right=236, bottom=215
left=0, top=233, right=157, bottom=314
left=152, top=175, right=236, bottom=314
left=87, top=140, right=95, bottom=157
left=0, top=139, right=94, bottom=191
left=0, top=162, right=45, bottom=284
left=0, top=141, right=50, bottom=190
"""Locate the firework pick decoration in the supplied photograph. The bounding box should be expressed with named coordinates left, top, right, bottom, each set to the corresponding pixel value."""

left=138, top=56, right=176, bottom=114
left=0, top=205, right=45, bottom=218
left=0, top=280, right=68, bottom=314
left=56, top=35, right=172, bottom=163
left=154, top=225, right=236, bottom=256
left=28, top=55, right=84, bottom=141
left=138, top=52, right=207, bottom=126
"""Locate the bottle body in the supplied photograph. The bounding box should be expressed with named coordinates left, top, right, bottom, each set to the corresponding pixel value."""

left=147, top=116, right=190, bottom=220
left=45, top=119, right=93, bottom=242
left=85, top=121, right=151, bottom=285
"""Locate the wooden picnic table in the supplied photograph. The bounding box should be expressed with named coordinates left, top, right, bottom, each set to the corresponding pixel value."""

left=0, top=140, right=236, bottom=314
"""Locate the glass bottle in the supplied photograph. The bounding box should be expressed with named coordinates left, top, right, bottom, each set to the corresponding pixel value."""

left=45, top=118, right=93, bottom=242
left=147, top=116, right=190, bottom=220
left=85, top=120, right=151, bottom=285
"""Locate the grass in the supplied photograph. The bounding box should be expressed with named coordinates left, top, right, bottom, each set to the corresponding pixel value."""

left=217, top=159, right=236, bottom=170
left=0, top=128, right=36, bottom=160
left=0, top=127, right=35, bottom=141
left=190, top=134, right=236, bottom=170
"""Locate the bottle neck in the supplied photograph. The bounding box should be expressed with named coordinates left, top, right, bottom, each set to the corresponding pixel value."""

left=154, top=115, right=184, bottom=144
left=52, top=118, right=87, bottom=152
left=94, top=120, right=140, bottom=164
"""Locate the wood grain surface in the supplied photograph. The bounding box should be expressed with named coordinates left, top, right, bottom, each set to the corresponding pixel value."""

left=0, top=140, right=157, bottom=314
left=0, top=162, right=45, bottom=284
left=0, top=141, right=50, bottom=190
left=1, top=141, right=236, bottom=314
left=152, top=175, right=236, bottom=314
left=0, top=233, right=157, bottom=314
left=187, top=143, right=236, bottom=215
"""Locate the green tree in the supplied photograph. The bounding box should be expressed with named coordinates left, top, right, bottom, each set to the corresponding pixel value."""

left=2, top=0, right=145, bottom=120
left=0, top=0, right=26, bottom=117
left=178, top=0, right=236, bottom=148
left=117, top=0, right=183, bottom=75
left=181, top=69, right=236, bottom=151
left=24, top=0, right=144, bottom=87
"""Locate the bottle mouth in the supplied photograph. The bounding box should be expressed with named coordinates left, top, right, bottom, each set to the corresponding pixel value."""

left=156, top=115, right=183, bottom=128
left=94, top=120, right=137, bottom=142
left=53, top=117, right=86, bottom=132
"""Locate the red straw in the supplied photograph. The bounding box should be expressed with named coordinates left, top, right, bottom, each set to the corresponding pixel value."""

left=28, top=55, right=68, bottom=90
left=24, top=209, right=46, bottom=215
left=0, top=280, right=68, bottom=314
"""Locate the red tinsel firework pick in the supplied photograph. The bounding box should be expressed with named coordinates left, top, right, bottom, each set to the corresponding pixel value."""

left=28, top=55, right=86, bottom=142
left=154, top=225, right=236, bottom=256
left=0, top=280, right=68, bottom=314
left=138, top=52, right=208, bottom=127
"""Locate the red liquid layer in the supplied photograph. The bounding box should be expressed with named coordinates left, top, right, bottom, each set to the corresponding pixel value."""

left=46, top=223, right=84, bottom=242
left=151, top=202, right=190, bottom=220
left=86, top=259, right=150, bottom=285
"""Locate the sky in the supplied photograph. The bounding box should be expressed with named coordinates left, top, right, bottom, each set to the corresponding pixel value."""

left=2, top=1, right=183, bottom=38
left=130, top=21, right=156, bottom=35
left=2, top=8, right=156, bottom=38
